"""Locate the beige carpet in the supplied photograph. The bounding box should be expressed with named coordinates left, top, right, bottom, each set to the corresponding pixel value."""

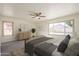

left=10, top=48, right=23, bottom=56
left=10, top=48, right=29, bottom=56
left=1, top=41, right=29, bottom=56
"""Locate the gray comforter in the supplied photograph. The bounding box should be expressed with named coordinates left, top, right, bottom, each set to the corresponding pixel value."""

left=25, top=36, right=53, bottom=55
left=34, top=42, right=57, bottom=56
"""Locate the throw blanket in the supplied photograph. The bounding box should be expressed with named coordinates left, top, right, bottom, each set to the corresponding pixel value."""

left=34, top=42, right=57, bottom=56
left=25, top=36, right=52, bottom=55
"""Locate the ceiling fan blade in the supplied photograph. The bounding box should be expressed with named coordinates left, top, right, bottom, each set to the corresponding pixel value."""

left=38, top=12, right=42, bottom=15
left=40, top=16, right=46, bottom=17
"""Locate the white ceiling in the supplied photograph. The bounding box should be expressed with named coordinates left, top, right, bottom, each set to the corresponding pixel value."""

left=0, top=3, right=79, bottom=21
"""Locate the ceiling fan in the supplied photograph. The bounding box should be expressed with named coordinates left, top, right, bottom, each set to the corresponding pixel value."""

left=29, top=11, right=46, bottom=19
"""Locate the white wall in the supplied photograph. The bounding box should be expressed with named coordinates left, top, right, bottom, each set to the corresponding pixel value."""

left=36, top=13, right=79, bottom=40
left=0, top=13, right=79, bottom=44
left=0, top=15, right=36, bottom=43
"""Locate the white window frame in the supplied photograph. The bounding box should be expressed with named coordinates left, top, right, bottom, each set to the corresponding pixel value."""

left=2, top=21, right=14, bottom=36
left=48, top=20, right=74, bottom=36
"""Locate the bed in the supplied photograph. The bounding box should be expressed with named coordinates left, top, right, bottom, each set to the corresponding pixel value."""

left=25, top=36, right=59, bottom=56
left=25, top=35, right=79, bottom=56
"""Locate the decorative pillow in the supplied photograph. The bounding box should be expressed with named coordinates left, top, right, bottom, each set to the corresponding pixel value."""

left=57, top=35, right=71, bottom=53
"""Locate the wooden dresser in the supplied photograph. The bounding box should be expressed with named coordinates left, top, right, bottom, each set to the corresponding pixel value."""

left=17, top=31, right=31, bottom=40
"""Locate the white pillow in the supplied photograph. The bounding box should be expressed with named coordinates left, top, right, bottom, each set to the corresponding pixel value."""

left=65, top=37, right=79, bottom=56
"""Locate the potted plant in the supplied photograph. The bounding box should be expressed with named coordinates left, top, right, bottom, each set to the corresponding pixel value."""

left=31, top=28, right=36, bottom=37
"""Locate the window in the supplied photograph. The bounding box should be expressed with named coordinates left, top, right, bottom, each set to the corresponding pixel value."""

left=3, top=21, right=13, bottom=36
left=49, top=20, right=74, bottom=35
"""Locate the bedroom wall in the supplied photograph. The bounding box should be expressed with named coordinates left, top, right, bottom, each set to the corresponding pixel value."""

left=35, top=13, right=79, bottom=41
left=0, top=15, right=36, bottom=43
